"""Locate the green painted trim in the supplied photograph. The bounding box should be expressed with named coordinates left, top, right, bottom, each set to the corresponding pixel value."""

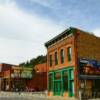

left=48, top=66, right=74, bottom=73
left=61, top=71, right=64, bottom=96
left=48, top=67, right=74, bottom=97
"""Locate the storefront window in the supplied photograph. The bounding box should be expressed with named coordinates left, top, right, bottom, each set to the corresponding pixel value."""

left=49, top=74, right=53, bottom=91
left=55, top=72, right=61, bottom=80
left=63, top=71, right=68, bottom=91
left=70, top=69, right=74, bottom=79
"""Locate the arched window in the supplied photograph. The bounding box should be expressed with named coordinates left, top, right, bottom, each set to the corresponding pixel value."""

left=55, top=52, right=58, bottom=65
left=49, top=55, right=52, bottom=67
left=60, top=49, right=64, bottom=64
left=67, top=47, right=72, bottom=62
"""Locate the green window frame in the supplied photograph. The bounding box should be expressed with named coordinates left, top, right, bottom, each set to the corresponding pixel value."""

left=55, top=52, right=58, bottom=65
left=48, top=73, right=53, bottom=91
left=63, top=70, right=68, bottom=92
left=55, top=72, right=61, bottom=80
left=67, top=47, right=72, bottom=62
left=50, top=55, right=52, bottom=67
left=60, top=49, right=64, bottom=64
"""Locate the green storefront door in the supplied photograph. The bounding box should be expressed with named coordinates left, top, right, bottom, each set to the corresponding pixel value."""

left=68, top=69, right=74, bottom=97
left=54, top=81, right=61, bottom=95
left=70, top=80, right=74, bottom=96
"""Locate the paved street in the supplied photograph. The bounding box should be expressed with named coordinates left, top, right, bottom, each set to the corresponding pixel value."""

left=0, top=96, right=46, bottom=100
left=0, top=97, right=31, bottom=100
left=0, top=96, right=78, bottom=100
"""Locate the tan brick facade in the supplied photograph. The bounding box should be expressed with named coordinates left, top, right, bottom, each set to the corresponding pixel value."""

left=76, top=30, right=100, bottom=61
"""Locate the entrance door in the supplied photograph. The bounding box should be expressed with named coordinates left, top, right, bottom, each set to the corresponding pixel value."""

left=69, top=69, right=74, bottom=97
left=70, top=80, right=74, bottom=96
left=54, top=81, right=61, bottom=96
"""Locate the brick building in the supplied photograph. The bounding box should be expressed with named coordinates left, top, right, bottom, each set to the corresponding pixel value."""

left=0, top=63, right=47, bottom=92
left=45, top=27, right=100, bottom=99
left=26, top=63, right=47, bottom=91
left=0, top=63, right=15, bottom=91
left=0, top=63, right=33, bottom=91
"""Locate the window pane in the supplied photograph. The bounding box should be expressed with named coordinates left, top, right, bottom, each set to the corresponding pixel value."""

left=63, top=71, right=68, bottom=91
left=60, top=49, right=64, bottom=64
left=50, top=55, right=52, bottom=67
left=70, top=69, right=74, bottom=79
left=55, top=52, right=58, bottom=65
left=67, top=47, right=72, bottom=62
left=55, top=72, right=61, bottom=80
left=49, top=74, right=53, bottom=91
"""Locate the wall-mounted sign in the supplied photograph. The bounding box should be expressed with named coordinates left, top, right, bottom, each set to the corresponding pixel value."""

left=11, top=69, right=21, bottom=78
left=21, top=71, right=32, bottom=78
left=21, top=68, right=33, bottom=79
left=78, top=58, right=100, bottom=75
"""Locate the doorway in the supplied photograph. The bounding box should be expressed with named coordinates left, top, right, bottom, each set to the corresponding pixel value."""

left=70, top=80, right=74, bottom=96
left=54, top=81, right=61, bottom=96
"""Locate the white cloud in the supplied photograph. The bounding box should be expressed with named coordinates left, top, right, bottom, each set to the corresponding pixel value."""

left=30, top=0, right=55, bottom=9
left=0, top=1, right=63, bottom=41
left=0, top=0, right=63, bottom=64
left=92, top=29, right=100, bottom=37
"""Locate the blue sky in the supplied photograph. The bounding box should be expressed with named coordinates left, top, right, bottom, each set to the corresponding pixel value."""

left=0, top=0, right=100, bottom=64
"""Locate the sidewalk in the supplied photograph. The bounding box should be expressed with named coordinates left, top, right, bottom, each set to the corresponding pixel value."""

left=47, top=96, right=78, bottom=100
left=0, top=92, right=78, bottom=100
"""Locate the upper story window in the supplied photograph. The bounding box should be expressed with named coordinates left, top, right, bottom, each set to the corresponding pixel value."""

left=49, top=55, right=52, bottom=67
left=67, top=47, right=72, bottom=62
left=55, top=52, right=58, bottom=65
left=60, top=49, right=64, bottom=64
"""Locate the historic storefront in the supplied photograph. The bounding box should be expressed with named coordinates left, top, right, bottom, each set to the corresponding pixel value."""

left=45, top=27, right=100, bottom=99
left=48, top=67, right=74, bottom=96
left=11, top=67, right=33, bottom=91
left=78, top=58, right=100, bottom=99
left=45, top=27, right=76, bottom=97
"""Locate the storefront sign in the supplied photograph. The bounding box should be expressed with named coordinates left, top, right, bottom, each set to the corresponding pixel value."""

left=21, top=71, right=32, bottom=78
left=79, top=58, right=97, bottom=67
left=21, top=68, right=33, bottom=79
left=11, top=72, right=20, bottom=78
left=79, top=58, right=100, bottom=75
left=4, top=70, right=10, bottom=78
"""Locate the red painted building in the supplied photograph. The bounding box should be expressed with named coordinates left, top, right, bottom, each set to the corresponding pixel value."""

left=0, top=63, right=33, bottom=91
left=26, top=63, right=47, bottom=91
left=0, top=63, right=15, bottom=91
left=0, top=63, right=47, bottom=92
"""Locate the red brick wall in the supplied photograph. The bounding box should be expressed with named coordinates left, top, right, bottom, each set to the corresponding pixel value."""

left=46, top=34, right=77, bottom=96
left=0, top=63, right=13, bottom=72
left=47, top=35, right=76, bottom=71
left=35, top=63, right=47, bottom=73
left=26, top=72, right=47, bottom=91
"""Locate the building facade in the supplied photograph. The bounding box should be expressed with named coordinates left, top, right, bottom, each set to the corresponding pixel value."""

left=0, top=64, right=33, bottom=92
left=45, top=27, right=100, bottom=99
left=26, top=63, right=47, bottom=91
left=0, top=63, right=47, bottom=92
left=0, top=63, right=14, bottom=91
